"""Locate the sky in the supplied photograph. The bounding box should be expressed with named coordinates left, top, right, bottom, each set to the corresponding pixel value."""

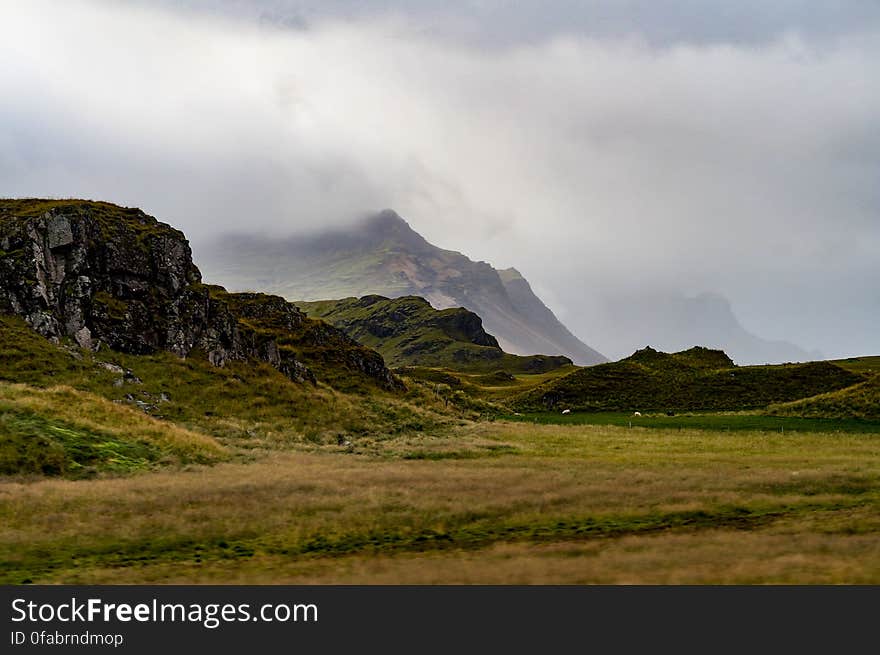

left=1, top=0, right=878, bottom=359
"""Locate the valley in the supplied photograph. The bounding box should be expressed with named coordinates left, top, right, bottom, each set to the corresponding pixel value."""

left=1, top=199, right=879, bottom=584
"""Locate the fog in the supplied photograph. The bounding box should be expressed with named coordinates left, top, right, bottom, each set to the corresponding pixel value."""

left=1, top=0, right=877, bottom=358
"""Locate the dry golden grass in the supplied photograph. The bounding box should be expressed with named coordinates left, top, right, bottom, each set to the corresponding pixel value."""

left=1, top=421, right=878, bottom=584
left=0, top=382, right=226, bottom=461
left=70, top=526, right=880, bottom=585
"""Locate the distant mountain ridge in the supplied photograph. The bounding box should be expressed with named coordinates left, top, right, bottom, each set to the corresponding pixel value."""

left=200, top=210, right=607, bottom=365
left=582, top=291, right=823, bottom=366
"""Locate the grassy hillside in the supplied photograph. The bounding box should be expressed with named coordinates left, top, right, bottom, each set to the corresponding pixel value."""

left=830, top=355, right=880, bottom=377
left=396, top=365, right=577, bottom=406
left=1, top=198, right=405, bottom=394
left=298, top=295, right=571, bottom=373
left=0, top=314, right=462, bottom=468
left=769, top=374, right=880, bottom=420
left=515, top=346, right=864, bottom=412
left=0, top=382, right=225, bottom=477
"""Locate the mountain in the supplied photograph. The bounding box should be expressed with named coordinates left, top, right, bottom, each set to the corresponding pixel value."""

left=299, top=294, right=572, bottom=373
left=578, top=292, right=822, bottom=365
left=198, top=210, right=607, bottom=365
left=0, top=199, right=399, bottom=393
left=515, top=346, right=862, bottom=412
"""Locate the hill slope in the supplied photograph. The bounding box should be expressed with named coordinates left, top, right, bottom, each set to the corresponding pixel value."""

left=769, top=374, right=880, bottom=420
left=0, top=310, right=458, bottom=472
left=199, top=210, right=606, bottom=365
left=299, top=295, right=571, bottom=373
left=0, top=381, right=225, bottom=477
left=516, top=346, right=863, bottom=412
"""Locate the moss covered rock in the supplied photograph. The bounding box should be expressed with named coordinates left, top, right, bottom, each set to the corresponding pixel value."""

left=0, top=199, right=399, bottom=391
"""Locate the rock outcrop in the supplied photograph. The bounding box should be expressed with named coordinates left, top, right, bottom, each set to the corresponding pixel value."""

left=0, top=199, right=399, bottom=390
left=216, top=290, right=400, bottom=391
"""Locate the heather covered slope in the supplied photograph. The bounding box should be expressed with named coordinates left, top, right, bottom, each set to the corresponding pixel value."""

left=200, top=210, right=606, bottom=365
left=515, top=346, right=864, bottom=412
left=298, top=295, right=571, bottom=373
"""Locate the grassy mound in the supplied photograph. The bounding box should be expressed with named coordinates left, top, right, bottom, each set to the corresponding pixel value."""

left=0, top=382, right=225, bottom=477
left=516, top=346, right=864, bottom=412
left=629, top=345, right=734, bottom=370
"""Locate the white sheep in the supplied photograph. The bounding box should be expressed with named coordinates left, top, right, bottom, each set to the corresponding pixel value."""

left=562, top=409, right=571, bottom=415
left=633, top=411, right=642, bottom=417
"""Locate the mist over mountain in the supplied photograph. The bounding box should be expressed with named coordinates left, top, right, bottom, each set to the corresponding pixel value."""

left=200, top=210, right=607, bottom=365
left=3, top=2, right=878, bottom=361
left=578, top=291, right=824, bottom=366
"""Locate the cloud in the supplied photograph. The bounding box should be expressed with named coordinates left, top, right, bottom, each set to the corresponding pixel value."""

left=139, top=1, right=880, bottom=48
left=1, top=0, right=878, bottom=357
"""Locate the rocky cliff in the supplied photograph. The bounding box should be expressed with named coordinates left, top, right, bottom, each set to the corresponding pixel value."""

left=0, top=199, right=399, bottom=391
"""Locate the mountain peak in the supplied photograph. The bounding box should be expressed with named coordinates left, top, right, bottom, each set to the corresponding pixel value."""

left=360, top=209, right=431, bottom=251
left=498, top=267, right=524, bottom=283
left=364, top=209, right=413, bottom=234
left=201, top=210, right=607, bottom=365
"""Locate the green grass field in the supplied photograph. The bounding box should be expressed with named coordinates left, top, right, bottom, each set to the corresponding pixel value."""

left=2, top=420, right=879, bottom=584
left=501, top=411, right=880, bottom=434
